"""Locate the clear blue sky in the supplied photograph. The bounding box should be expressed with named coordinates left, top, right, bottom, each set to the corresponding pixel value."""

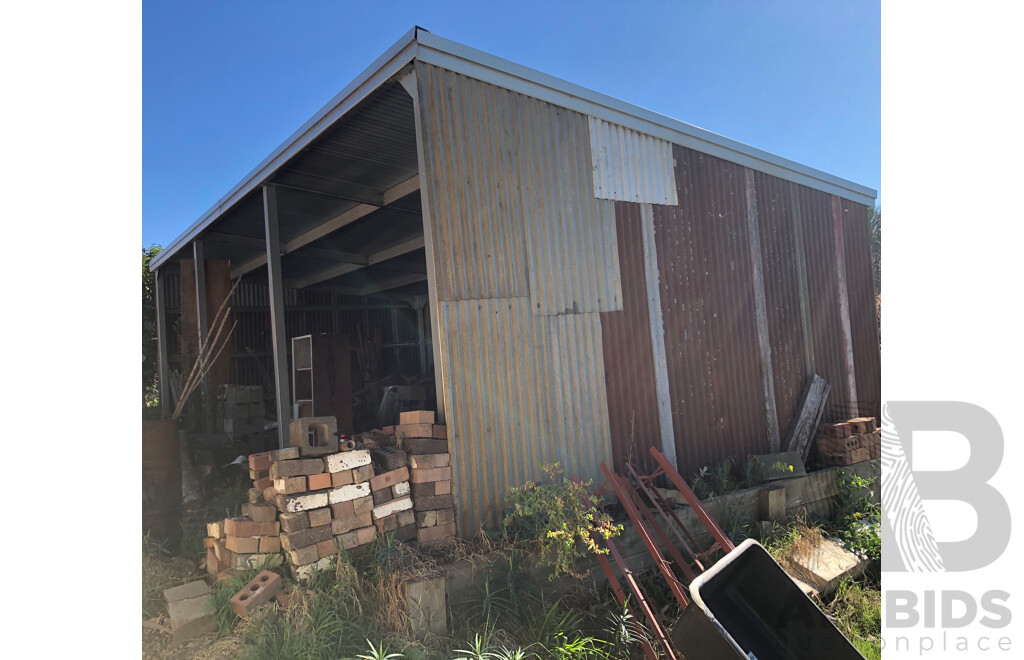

left=143, top=1, right=879, bottom=248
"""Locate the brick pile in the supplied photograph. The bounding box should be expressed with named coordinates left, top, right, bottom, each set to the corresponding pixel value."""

left=203, top=411, right=458, bottom=581
left=397, top=411, right=456, bottom=546
left=816, top=416, right=880, bottom=466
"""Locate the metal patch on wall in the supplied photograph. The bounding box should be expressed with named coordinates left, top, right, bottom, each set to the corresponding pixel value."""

left=588, top=116, right=678, bottom=206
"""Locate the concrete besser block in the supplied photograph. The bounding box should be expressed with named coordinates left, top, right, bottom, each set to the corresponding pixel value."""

left=289, top=417, right=339, bottom=457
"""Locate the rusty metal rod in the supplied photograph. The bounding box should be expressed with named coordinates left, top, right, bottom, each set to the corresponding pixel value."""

left=649, top=448, right=735, bottom=553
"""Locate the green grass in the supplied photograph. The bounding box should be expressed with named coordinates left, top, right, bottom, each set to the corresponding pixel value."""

left=826, top=578, right=881, bottom=660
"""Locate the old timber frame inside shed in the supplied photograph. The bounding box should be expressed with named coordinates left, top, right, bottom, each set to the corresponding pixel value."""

left=150, top=27, right=880, bottom=534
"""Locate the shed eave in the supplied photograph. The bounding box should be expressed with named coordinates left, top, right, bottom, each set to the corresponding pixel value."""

left=150, top=25, right=423, bottom=271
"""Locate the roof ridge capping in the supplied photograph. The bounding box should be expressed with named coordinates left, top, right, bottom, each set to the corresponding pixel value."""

left=152, top=26, right=876, bottom=270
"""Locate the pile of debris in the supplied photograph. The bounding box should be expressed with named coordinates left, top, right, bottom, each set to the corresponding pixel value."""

left=816, top=416, right=880, bottom=466
left=203, top=411, right=457, bottom=583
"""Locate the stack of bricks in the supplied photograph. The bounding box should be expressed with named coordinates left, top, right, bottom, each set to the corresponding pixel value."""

left=816, top=416, right=881, bottom=466
left=397, top=411, right=456, bottom=546
left=368, top=444, right=416, bottom=541
left=205, top=501, right=282, bottom=579
left=218, top=385, right=265, bottom=437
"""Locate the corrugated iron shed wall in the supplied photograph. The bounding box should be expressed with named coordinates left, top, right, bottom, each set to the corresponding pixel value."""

left=600, top=201, right=663, bottom=474
left=416, top=63, right=617, bottom=532
left=653, top=146, right=767, bottom=478
left=841, top=199, right=881, bottom=419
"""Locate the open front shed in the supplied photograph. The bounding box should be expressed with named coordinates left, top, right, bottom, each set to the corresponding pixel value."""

left=150, top=27, right=879, bottom=533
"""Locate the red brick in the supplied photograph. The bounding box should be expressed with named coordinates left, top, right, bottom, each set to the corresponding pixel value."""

left=370, top=467, right=409, bottom=492
left=248, top=488, right=264, bottom=504
left=413, top=494, right=454, bottom=511
left=281, top=524, right=332, bottom=551
left=249, top=468, right=270, bottom=481
left=381, top=426, right=395, bottom=435
left=408, top=453, right=449, bottom=470
left=258, top=536, right=281, bottom=553
left=417, top=521, right=456, bottom=544
left=410, top=467, right=451, bottom=484
left=395, top=423, right=433, bottom=439
left=307, top=507, right=332, bottom=528
left=330, top=500, right=354, bottom=519
left=372, top=488, right=394, bottom=506
left=436, top=509, right=455, bottom=525
left=317, top=538, right=339, bottom=558
left=253, top=477, right=274, bottom=491
left=287, top=545, right=320, bottom=566
left=337, top=526, right=376, bottom=550
left=274, top=476, right=307, bottom=495
left=226, top=536, right=260, bottom=554
left=375, top=514, right=399, bottom=533
left=307, top=472, right=333, bottom=491
left=394, top=523, right=417, bottom=542
left=435, top=480, right=451, bottom=495
left=399, top=410, right=435, bottom=425
left=352, top=495, right=374, bottom=515
left=230, top=570, right=282, bottom=618
left=331, top=470, right=354, bottom=488
left=206, top=548, right=222, bottom=576
left=262, top=486, right=277, bottom=502
left=204, top=537, right=217, bottom=549
left=352, top=465, right=374, bottom=483
left=224, top=518, right=278, bottom=538
left=278, top=512, right=309, bottom=534
left=847, top=417, right=877, bottom=434
left=332, top=512, right=372, bottom=535
left=273, top=447, right=300, bottom=461
left=248, top=452, right=273, bottom=472
left=402, top=438, right=448, bottom=455
left=411, top=481, right=436, bottom=498
left=207, top=521, right=224, bottom=538
left=244, top=503, right=278, bottom=523
left=270, top=459, right=325, bottom=479
left=431, top=425, right=447, bottom=439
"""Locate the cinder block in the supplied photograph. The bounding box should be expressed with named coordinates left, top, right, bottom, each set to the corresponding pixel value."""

left=278, top=511, right=309, bottom=534
left=410, top=467, right=451, bottom=484
left=281, top=524, right=332, bottom=551
left=245, top=503, right=278, bottom=523
left=325, top=449, right=372, bottom=473
left=229, top=570, right=282, bottom=619
left=332, top=512, right=373, bottom=535
left=289, top=417, right=339, bottom=457
left=224, top=518, right=279, bottom=538
left=413, top=494, right=454, bottom=511
left=373, top=497, right=413, bottom=520
left=167, top=593, right=216, bottom=643
left=307, top=472, right=333, bottom=491
left=276, top=491, right=329, bottom=513
left=399, top=410, right=435, bottom=425
left=226, top=536, right=260, bottom=554
left=270, top=459, right=324, bottom=479
left=371, top=467, right=409, bottom=492
left=332, top=470, right=354, bottom=488
left=402, top=438, right=448, bottom=455
left=328, top=482, right=371, bottom=504
left=408, top=453, right=449, bottom=470
left=393, top=481, right=411, bottom=498
left=417, top=521, right=456, bottom=544
left=302, top=508, right=328, bottom=529
left=371, top=446, right=408, bottom=471
left=258, top=536, right=281, bottom=553
left=847, top=417, right=877, bottom=434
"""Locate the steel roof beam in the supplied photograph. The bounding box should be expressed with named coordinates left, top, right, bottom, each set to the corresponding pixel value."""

left=288, top=235, right=425, bottom=289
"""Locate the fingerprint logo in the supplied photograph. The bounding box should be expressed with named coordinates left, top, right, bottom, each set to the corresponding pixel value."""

left=880, top=403, right=944, bottom=572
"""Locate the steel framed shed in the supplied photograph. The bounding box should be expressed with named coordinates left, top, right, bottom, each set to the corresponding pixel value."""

left=151, top=26, right=879, bottom=533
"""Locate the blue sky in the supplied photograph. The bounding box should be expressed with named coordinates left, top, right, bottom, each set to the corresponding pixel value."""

left=143, top=1, right=879, bottom=248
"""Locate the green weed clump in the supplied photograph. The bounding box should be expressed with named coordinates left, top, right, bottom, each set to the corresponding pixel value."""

left=504, top=463, right=622, bottom=579
left=826, top=578, right=881, bottom=660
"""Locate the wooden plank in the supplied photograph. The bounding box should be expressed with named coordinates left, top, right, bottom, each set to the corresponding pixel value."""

left=745, top=168, right=781, bottom=452
left=785, top=373, right=831, bottom=461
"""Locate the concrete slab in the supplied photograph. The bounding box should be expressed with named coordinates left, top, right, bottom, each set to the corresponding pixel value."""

left=404, top=575, right=446, bottom=638
left=163, top=580, right=210, bottom=603
left=785, top=535, right=866, bottom=597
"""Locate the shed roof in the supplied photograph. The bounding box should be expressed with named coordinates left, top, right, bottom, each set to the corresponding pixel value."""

left=151, top=26, right=876, bottom=272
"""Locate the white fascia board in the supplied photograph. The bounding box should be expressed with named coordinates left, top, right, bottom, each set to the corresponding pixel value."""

left=416, top=32, right=877, bottom=207
left=151, top=27, right=420, bottom=271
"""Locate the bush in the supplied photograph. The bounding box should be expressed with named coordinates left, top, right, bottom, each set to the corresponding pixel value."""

left=504, top=463, right=622, bottom=579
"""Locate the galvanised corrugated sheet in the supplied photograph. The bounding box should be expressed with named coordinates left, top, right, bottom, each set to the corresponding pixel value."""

left=796, top=184, right=854, bottom=420
left=841, top=199, right=881, bottom=420
left=753, top=172, right=808, bottom=438
left=600, top=201, right=662, bottom=474
left=588, top=117, right=678, bottom=205
left=439, top=298, right=613, bottom=532
left=416, top=63, right=622, bottom=315
left=652, top=145, right=767, bottom=479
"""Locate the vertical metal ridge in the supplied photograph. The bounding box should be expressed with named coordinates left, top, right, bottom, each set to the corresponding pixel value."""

left=588, top=116, right=678, bottom=205
left=831, top=195, right=859, bottom=414
left=841, top=199, right=881, bottom=419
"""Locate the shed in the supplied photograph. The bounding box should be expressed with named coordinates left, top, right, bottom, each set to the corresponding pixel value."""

left=150, top=27, right=879, bottom=533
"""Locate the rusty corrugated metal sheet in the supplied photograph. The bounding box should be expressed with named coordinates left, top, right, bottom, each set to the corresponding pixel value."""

left=415, top=63, right=622, bottom=315
left=439, top=297, right=613, bottom=532
left=588, top=117, right=678, bottom=205
left=841, top=199, right=881, bottom=420
left=652, top=145, right=767, bottom=480
left=601, top=201, right=663, bottom=474
left=796, top=184, right=854, bottom=420
left=753, top=172, right=808, bottom=438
